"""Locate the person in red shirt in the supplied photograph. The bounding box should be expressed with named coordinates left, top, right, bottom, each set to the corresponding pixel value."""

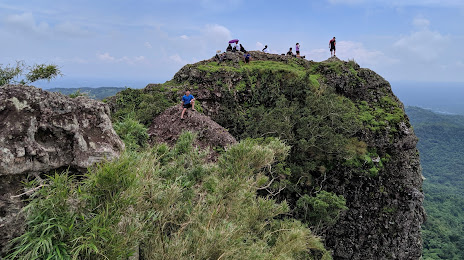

left=329, top=37, right=336, bottom=57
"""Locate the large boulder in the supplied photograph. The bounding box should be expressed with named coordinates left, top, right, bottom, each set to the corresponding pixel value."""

left=0, top=84, right=124, bottom=175
left=148, top=105, right=236, bottom=159
left=0, top=84, right=124, bottom=254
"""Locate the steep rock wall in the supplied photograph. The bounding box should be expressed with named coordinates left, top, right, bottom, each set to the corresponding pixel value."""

left=113, top=52, right=425, bottom=259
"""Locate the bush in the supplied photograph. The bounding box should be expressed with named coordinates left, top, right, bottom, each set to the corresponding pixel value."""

left=295, top=191, right=348, bottom=233
left=0, top=61, right=62, bottom=86
left=111, top=88, right=176, bottom=126
left=113, top=115, right=149, bottom=151
left=7, top=133, right=331, bottom=260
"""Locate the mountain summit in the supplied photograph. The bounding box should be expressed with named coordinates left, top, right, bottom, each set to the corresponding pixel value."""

left=111, top=51, right=425, bottom=259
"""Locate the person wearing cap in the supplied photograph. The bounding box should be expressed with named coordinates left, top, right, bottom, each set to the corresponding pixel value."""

left=329, top=37, right=336, bottom=57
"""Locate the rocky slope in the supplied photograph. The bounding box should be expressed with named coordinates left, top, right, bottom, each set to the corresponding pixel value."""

left=148, top=104, right=236, bottom=159
left=0, top=85, right=124, bottom=254
left=113, top=51, right=425, bottom=259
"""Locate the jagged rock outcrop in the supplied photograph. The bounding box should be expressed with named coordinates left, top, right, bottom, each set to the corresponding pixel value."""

left=0, top=85, right=124, bottom=175
left=112, top=52, right=426, bottom=259
left=148, top=105, right=236, bottom=158
left=0, top=84, right=124, bottom=253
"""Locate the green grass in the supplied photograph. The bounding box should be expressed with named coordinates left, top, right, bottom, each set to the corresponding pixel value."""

left=357, top=97, right=405, bottom=133
left=6, top=133, right=332, bottom=260
left=198, top=60, right=308, bottom=77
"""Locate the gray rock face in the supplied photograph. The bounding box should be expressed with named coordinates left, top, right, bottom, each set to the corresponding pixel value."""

left=0, top=84, right=124, bottom=254
left=0, top=84, right=124, bottom=175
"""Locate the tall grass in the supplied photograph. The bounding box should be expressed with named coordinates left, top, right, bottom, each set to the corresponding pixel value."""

left=7, top=132, right=330, bottom=259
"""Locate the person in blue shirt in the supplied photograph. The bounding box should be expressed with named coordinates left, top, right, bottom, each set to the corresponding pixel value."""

left=181, top=90, right=195, bottom=119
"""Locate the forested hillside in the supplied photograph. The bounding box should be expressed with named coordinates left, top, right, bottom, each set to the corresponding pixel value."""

left=406, top=107, right=464, bottom=260
left=48, top=87, right=126, bottom=100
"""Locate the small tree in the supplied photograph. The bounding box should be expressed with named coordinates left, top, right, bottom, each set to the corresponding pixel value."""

left=0, top=61, right=62, bottom=86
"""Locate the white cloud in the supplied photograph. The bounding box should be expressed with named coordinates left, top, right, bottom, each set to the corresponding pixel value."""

left=4, top=12, right=50, bottom=35
left=180, top=35, right=189, bottom=40
left=4, top=12, right=91, bottom=38
left=55, top=22, right=90, bottom=37
left=412, top=17, right=430, bottom=28
left=97, top=52, right=146, bottom=65
left=144, top=42, right=153, bottom=48
left=169, top=54, right=187, bottom=64
left=202, top=24, right=232, bottom=43
left=97, top=52, right=116, bottom=62
left=334, top=41, right=398, bottom=65
left=394, top=29, right=449, bottom=61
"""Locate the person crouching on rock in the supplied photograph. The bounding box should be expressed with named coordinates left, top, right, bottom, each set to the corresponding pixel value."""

left=181, top=90, right=195, bottom=119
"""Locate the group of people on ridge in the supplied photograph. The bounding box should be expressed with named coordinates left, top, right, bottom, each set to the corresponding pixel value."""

left=286, top=43, right=305, bottom=58
left=186, top=37, right=337, bottom=118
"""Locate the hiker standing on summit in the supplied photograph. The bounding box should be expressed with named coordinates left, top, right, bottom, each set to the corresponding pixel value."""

left=180, top=90, right=195, bottom=119
left=295, top=43, right=300, bottom=57
left=329, top=37, right=336, bottom=57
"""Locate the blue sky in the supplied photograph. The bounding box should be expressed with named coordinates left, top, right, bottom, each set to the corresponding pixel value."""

left=1, top=0, right=463, bottom=84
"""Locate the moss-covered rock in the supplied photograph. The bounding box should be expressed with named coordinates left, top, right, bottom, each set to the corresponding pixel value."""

left=108, top=51, right=425, bottom=260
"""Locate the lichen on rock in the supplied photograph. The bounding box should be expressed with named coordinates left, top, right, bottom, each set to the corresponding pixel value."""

left=0, top=84, right=124, bottom=254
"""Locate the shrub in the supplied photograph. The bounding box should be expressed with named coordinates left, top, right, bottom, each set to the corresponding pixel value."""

left=113, top=115, right=149, bottom=151
left=7, top=133, right=331, bottom=260
left=295, top=191, right=348, bottom=233
left=0, top=61, right=62, bottom=86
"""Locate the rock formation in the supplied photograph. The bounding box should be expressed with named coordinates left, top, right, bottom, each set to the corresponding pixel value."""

left=148, top=104, right=236, bottom=159
left=0, top=84, right=124, bottom=253
left=112, top=52, right=425, bottom=259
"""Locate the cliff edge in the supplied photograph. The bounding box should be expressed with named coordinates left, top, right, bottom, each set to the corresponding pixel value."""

left=113, top=51, right=425, bottom=259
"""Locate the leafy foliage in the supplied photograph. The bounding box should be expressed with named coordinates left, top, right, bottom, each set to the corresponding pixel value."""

left=25, top=64, right=62, bottom=83
left=110, top=87, right=176, bottom=126
left=7, top=133, right=331, bottom=260
left=406, top=107, right=464, bottom=260
left=113, top=114, right=149, bottom=151
left=68, top=89, right=89, bottom=98
left=0, top=62, right=61, bottom=86
left=295, top=191, right=348, bottom=233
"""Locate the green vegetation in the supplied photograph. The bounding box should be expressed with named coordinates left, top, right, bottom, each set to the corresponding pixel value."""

left=406, top=107, right=464, bottom=260
left=0, top=61, right=62, bottom=86
left=7, top=57, right=416, bottom=259
left=111, top=87, right=177, bottom=126
left=7, top=133, right=331, bottom=260
left=357, top=97, right=404, bottom=133
left=67, top=89, right=89, bottom=98
left=49, top=87, right=126, bottom=100
left=197, top=60, right=308, bottom=76
left=295, top=191, right=348, bottom=233
left=113, top=114, right=149, bottom=151
left=109, top=58, right=403, bottom=234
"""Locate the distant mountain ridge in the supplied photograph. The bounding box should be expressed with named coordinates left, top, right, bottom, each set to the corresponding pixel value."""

left=406, top=106, right=464, bottom=259
left=47, top=87, right=126, bottom=100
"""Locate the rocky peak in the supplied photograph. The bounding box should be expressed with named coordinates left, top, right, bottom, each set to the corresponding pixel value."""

left=134, top=54, right=426, bottom=259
